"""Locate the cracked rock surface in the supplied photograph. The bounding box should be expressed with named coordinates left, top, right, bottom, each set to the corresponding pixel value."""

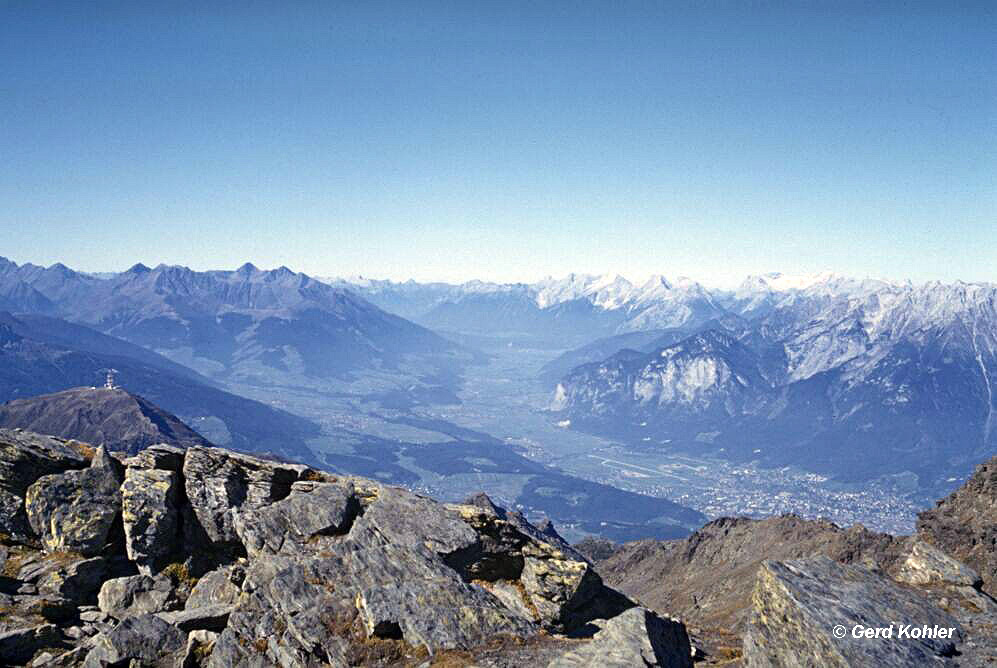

left=0, top=430, right=692, bottom=667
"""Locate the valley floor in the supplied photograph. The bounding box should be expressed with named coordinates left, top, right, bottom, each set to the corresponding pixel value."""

left=218, top=342, right=936, bottom=538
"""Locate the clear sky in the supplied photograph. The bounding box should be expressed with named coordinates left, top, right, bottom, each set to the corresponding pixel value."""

left=2, top=2, right=994, bottom=286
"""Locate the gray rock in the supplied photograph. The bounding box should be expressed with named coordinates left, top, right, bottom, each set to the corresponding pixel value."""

left=98, top=574, right=177, bottom=619
left=83, top=613, right=187, bottom=667
left=125, top=443, right=186, bottom=472
left=63, top=625, right=86, bottom=640
left=550, top=607, right=693, bottom=667
left=24, top=445, right=122, bottom=556
left=235, top=480, right=358, bottom=557
left=182, top=446, right=305, bottom=549
left=355, top=484, right=479, bottom=557
left=79, top=609, right=109, bottom=623
left=12, top=592, right=77, bottom=622
left=452, top=502, right=632, bottom=632
left=157, top=604, right=232, bottom=632
left=0, top=623, right=60, bottom=665
left=0, top=487, right=32, bottom=541
left=0, top=428, right=87, bottom=497
left=36, top=555, right=106, bottom=604
left=744, top=556, right=962, bottom=667
left=894, top=538, right=982, bottom=588
left=34, top=645, right=89, bottom=667
left=210, top=538, right=534, bottom=666
left=185, top=564, right=245, bottom=610
left=122, top=466, right=180, bottom=573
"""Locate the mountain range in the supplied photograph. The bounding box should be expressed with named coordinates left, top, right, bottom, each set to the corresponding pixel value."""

left=0, top=258, right=470, bottom=391
left=319, top=271, right=997, bottom=495
left=549, top=275, right=997, bottom=493
left=328, top=273, right=727, bottom=345
left=5, top=258, right=994, bottom=518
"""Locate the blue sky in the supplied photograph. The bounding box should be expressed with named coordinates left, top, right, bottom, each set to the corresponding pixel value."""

left=2, top=2, right=994, bottom=285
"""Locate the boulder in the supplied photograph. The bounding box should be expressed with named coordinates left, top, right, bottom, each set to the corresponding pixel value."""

left=744, top=557, right=962, bottom=667
left=210, top=538, right=534, bottom=666
left=121, top=466, right=180, bottom=573
left=234, top=479, right=358, bottom=557
left=182, top=446, right=306, bottom=550
left=0, top=623, right=60, bottom=665
left=83, top=614, right=187, bottom=667
left=98, top=574, right=178, bottom=619
left=32, top=645, right=88, bottom=667
left=917, top=454, right=997, bottom=596
left=157, top=604, right=232, bottom=632
left=125, top=443, right=185, bottom=472
left=550, top=606, right=693, bottom=667
left=181, top=629, right=218, bottom=668
left=452, top=502, right=632, bottom=633
left=0, top=428, right=87, bottom=497
left=353, top=484, right=479, bottom=558
left=894, top=538, right=982, bottom=588
left=185, top=564, right=245, bottom=609
left=0, top=487, right=32, bottom=541
left=24, top=445, right=122, bottom=556
left=36, top=555, right=106, bottom=605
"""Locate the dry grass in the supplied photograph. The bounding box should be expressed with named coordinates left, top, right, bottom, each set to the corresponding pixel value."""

left=193, top=642, right=213, bottom=662
left=300, top=469, right=331, bottom=482
left=66, top=440, right=96, bottom=461
left=162, top=561, right=199, bottom=589
left=713, top=646, right=744, bottom=663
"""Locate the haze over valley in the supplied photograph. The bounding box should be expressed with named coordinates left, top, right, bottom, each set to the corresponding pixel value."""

left=3, top=257, right=993, bottom=537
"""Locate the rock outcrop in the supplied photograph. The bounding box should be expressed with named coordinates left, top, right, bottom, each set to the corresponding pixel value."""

left=24, top=446, right=122, bottom=556
left=121, top=466, right=181, bottom=573
left=551, top=606, right=691, bottom=667
left=590, top=499, right=997, bottom=665
left=0, top=428, right=88, bottom=541
left=917, top=454, right=997, bottom=596
left=594, top=514, right=905, bottom=635
left=745, top=557, right=961, bottom=667
left=0, top=429, right=690, bottom=667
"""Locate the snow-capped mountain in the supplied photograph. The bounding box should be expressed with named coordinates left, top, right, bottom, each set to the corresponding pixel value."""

left=552, top=278, right=997, bottom=492
left=331, top=272, right=727, bottom=343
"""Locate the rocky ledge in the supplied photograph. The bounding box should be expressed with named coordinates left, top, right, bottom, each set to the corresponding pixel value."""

left=0, top=428, right=693, bottom=667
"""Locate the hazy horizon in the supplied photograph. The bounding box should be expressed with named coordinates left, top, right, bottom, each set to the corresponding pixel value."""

left=4, top=252, right=995, bottom=291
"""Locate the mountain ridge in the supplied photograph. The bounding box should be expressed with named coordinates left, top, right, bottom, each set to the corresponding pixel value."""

left=0, top=387, right=211, bottom=454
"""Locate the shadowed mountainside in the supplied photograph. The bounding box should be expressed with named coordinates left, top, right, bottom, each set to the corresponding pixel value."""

left=0, top=312, right=320, bottom=462
left=0, top=387, right=211, bottom=454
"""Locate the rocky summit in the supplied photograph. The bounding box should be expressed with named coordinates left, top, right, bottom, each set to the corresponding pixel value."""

left=0, top=428, right=692, bottom=667
left=1, top=423, right=994, bottom=667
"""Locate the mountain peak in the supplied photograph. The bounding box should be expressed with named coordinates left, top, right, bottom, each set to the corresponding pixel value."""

left=0, top=387, right=211, bottom=454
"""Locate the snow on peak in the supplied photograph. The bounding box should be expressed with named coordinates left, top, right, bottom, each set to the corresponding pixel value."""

left=740, top=271, right=838, bottom=293
left=533, top=273, right=634, bottom=309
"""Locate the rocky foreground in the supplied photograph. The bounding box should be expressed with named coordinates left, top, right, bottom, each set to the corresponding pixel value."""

left=0, top=428, right=692, bottom=667
left=594, top=454, right=997, bottom=666
left=1, top=426, right=995, bottom=667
